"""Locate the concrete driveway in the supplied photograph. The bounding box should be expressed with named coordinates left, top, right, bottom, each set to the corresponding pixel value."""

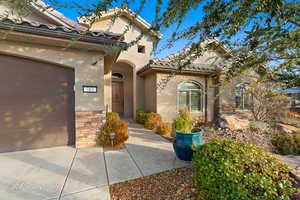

left=0, top=123, right=189, bottom=200
left=0, top=147, right=109, bottom=200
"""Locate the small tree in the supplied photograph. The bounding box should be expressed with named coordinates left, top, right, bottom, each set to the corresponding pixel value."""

left=250, top=83, right=289, bottom=122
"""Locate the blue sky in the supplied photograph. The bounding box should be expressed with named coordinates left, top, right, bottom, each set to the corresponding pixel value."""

left=45, top=0, right=204, bottom=58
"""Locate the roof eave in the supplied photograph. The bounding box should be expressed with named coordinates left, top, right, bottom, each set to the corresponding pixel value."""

left=0, top=21, right=127, bottom=49
left=137, top=65, right=219, bottom=77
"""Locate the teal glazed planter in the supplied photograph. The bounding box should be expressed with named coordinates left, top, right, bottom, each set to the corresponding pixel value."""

left=173, top=130, right=204, bottom=161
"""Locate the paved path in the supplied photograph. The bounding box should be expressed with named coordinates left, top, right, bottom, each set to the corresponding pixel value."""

left=0, top=123, right=188, bottom=200
left=104, top=123, right=189, bottom=184
left=0, top=147, right=109, bottom=200
left=274, top=154, right=300, bottom=180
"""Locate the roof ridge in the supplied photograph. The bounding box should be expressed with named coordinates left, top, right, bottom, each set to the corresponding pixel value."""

left=30, top=0, right=86, bottom=31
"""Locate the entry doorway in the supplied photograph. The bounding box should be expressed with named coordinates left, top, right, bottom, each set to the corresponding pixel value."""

left=112, top=81, right=124, bottom=117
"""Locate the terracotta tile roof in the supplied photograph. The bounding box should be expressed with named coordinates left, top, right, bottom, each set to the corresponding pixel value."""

left=0, top=17, right=126, bottom=46
left=137, top=40, right=231, bottom=76
left=137, top=58, right=219, bottom=76
left=30, top=0, right=87, bottom=31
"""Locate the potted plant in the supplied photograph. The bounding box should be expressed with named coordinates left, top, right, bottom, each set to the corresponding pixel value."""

left=173, top=109, right=204, bottom=161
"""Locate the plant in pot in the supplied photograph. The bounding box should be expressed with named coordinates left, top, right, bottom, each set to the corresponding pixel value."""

left=173, top=109, right=204, bottom=161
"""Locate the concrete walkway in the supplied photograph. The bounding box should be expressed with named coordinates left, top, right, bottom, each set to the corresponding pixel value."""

left=0, top=123, right=188, bottom=200
left=274, top=154, right=300, bottom=180
left=104, top=123, right=189, bottom=184
left=0, top=147, right=109, bottom=200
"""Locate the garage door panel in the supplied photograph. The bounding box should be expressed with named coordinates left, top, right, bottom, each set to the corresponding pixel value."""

left=0, top=55, right=75, bottom=153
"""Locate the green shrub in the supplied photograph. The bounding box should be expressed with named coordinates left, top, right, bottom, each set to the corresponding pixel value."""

left=173, top=109, right=194, bottom=133
left=156, top=122, right=172, bottom=136
left=112, top=120, right=129, bottom=145
left=144, top=113, right=162, bottom=130
left=272, top=133, right=300, bottom=155
left=192, top=139, right=297, bottom=200
left=249, top=121, right=271, bottom=133
left=136, top=109, right=149, bottom=124
left=106, top=112, right=120, bottom=124
left=98, top=112, right=128, bottom=146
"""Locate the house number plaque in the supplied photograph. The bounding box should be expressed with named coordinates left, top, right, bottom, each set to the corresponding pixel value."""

left=83, top=86, right=97, bottom=93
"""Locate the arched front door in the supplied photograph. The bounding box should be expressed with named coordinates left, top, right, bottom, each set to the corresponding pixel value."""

left=112, top=80, right=124, bottom=117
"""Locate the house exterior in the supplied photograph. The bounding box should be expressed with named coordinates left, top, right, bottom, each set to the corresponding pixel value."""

left=0, top=1, right=248, bottom=153
left=282, top=88, right=300, bottom=113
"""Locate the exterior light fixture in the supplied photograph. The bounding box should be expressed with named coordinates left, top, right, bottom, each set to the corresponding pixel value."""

left=109, top=132, right=116, bottom=147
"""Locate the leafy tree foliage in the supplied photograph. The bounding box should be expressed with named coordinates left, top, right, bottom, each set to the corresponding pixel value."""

left=1, top=0, right=299, bottom=87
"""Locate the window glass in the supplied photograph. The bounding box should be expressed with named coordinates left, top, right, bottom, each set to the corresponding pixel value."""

left=235, top=83, right=251, bottom=110
left=112, top=73, right=124, bottom=79
left=178, top=81, right=203, bottom=112
left=179, top=91, right=189, bottom=110
left=191, top=91, right=201, bottom=111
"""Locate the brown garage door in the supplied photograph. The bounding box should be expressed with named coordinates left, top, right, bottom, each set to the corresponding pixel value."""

left=0, top=55, right=75, bottom=153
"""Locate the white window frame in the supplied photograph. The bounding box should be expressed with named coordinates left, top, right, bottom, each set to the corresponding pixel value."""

left=177, top=81, right=204, bottom=113
left=235, top=82, right=251, bottom=110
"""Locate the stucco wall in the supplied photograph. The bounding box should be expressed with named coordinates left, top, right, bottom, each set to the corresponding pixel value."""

left=0, top=40, right=105, bottom=112
left=156, top=73, right=216, bottom=123
left=112, top=62, right=134, bottom=118
left=90, top=16, right=156, bottom=69
left=90, top=16, right=157, bottom=113
left=144, top=73, right=157, bottom=112
left=193, top=50, right=224, bottom=67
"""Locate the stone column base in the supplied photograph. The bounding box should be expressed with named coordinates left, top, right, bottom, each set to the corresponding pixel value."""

left=75, top=111, right=106, bottom=148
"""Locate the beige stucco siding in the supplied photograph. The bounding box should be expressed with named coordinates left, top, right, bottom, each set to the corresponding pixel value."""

left=104, top=70, right=112, bottom=111
left=193, top=50, right=224, bottom=66
left=156, top=73, right=215, bottom=123
left=90, top=16, right=157, bottom=116
left=144, top=73, right=157, bottom=112
left=90, top=16, right=156, bottom=69
left=0, top=39, right=105, bottom=111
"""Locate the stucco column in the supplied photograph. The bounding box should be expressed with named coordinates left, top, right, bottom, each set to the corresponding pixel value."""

left=75, top=58, right=106, bottom=148
left=133, top=67, right=137, bottom=120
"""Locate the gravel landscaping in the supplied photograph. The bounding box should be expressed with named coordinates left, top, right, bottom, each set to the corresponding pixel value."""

left=202, top=126, right=277, bottom=151
left=109, top=167, right=198, bottom=200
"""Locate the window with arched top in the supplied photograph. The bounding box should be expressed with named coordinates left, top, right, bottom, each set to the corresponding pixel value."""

left=235, top=83, right=252, bottom=110
left=178, top=81, right=203, bottom=112
left=112, top=72, right=124, bottom=80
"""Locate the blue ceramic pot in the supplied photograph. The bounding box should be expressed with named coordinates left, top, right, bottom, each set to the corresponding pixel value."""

left=173, top=130, right=204, bottom=161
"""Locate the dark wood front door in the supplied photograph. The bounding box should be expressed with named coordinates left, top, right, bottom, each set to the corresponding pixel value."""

left=0, top=55, right=75, bottom=153
left=112, top=81, right=124, bottom=117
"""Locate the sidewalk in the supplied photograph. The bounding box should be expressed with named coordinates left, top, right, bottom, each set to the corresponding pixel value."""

left=104, top=123, right=189, bottom=185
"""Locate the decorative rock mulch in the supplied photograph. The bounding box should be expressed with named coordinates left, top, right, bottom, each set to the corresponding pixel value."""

left=109, top=167, right=198, bottom=200
left=202, top=126, right=278, bottom=151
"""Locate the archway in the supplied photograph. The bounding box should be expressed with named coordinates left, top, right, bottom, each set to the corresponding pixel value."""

left=112, top=61, right=135, bottom=118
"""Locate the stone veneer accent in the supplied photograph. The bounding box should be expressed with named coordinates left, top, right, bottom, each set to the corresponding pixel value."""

left=75, top=111, right=106, bottom=148
left=220, top=104, right=236, bottom=113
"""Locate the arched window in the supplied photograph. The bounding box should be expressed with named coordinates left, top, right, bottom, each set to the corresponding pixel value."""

left=235, top=83, right=251, bottom=110
left=178, top=81, right=203, bottom=112
left=112, top=72, right=124, bottom=80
